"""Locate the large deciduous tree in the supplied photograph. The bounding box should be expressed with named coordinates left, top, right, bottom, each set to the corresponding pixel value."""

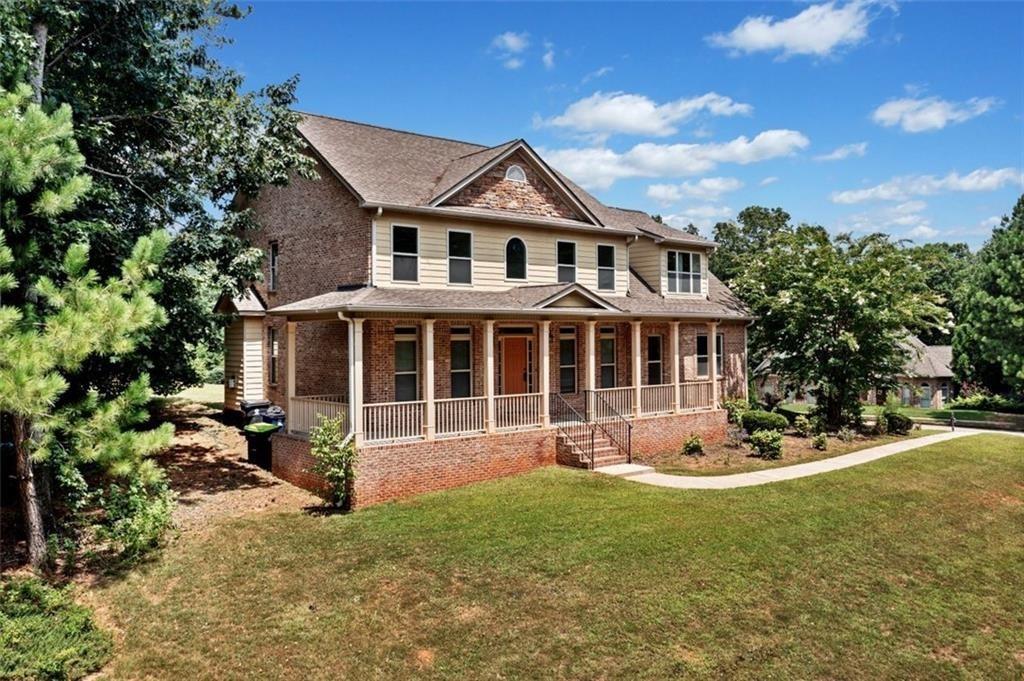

left=0, top=0, right=313, bottom=395
left=734, top=227, right=945, bottom=428
left=905, top=241, right=972, bottom=345
left=710, top=206, right=792, bottom=284
left=953, top=195, right=1024, bottom=397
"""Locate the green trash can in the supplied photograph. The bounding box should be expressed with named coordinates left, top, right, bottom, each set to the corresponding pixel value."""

left=243, top=422, right=280, bottom=470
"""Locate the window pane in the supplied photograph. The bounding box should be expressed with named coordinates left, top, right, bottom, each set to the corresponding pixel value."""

left=558, top=264, right=575, bottom=283
left=393, top=226, right=417, bottom=254
left=395, top=340, right=417, bottom=372
left=598, top=268, right=615, bottom=290
left=449, top=258, right=471, bottom=284
left=668, top=272, right=678, bottom=293
left=697, top=358, right=709, bottom=377
left=559, top=367, right=576, bottom=394
left=451, top=340, right=470, bottom=371
left=598, top=245, right=614, bottom=268
left=600, top=338, right=615, bottom=364
left=600, top=365, right=616, bottom=389
left=394, top=254, right=417, bottom=281
left=692, top=253, right=702, bottom=274
left=448, top=231, right=471, bottom=258
left=696, top=335, right=708, bottom=356
left=559, top=339, right=575, bottom=366
left=557, top=242, right=575, bottom=265
left=691, top=273, right=701, bottom=294
left=647, top=336, right=662, bottom=361
left=680, top=253, right=692, bottom=273
left=506, top=239, right=526, bottom=279
left=451, top=372, right=471, bottom=399
left=667, top=251, right=676, bottom=271
left=647, top=362, right=662, bottom=385
left=395, top=374, right=417, bottom=402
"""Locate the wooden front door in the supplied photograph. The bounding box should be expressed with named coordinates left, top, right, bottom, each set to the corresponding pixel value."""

left=502, top=337, right=529, bottom=394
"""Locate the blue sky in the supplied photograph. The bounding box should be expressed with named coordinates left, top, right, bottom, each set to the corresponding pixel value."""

left=221, top=1, right=1023, bottom=248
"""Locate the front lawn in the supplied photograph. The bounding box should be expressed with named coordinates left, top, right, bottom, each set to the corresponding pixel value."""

left=91, top=434, right=1024, bottom=679
left=636, top=429, right=933, bottom=476
left=782, top=401, right=1024, bottom=427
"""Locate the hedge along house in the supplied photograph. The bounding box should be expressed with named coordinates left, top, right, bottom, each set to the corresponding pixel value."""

left=217, top=114, right=752, bottom=507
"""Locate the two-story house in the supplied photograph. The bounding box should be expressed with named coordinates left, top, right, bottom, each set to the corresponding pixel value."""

left=218, top=113, right=752, bottom=507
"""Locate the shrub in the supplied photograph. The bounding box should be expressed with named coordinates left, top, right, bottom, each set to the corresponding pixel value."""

left=946, top=393, right=1024, bottom=414
left=812, top=433, right=828, bottom=451
left=309, top=415, right=357, bottom=509
left=94, top=476, right=175, bottom=564
left=837, top=426, right=856, bottom=443
left=793, top=415, right=813, bottom=438
left=881, top=399, right=913, bottom=435
left=682, top=434, right=704, bottom=456
left=0, top=577, right=112, bottom=680
left=749, top=429, right=783, bottom=460
left=722, top=398, right=750, bottom=424
left=741, top=409, right=788, bottom=434
left=725, top=425, right=747, bottom=448
left=872, top=414, right=889, bottom=436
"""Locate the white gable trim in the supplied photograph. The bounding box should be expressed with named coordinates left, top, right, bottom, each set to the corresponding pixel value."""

left=533, top=284, right=620, bottom=311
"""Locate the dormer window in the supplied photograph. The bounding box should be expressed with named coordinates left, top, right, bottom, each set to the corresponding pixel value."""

left=667, top=251, right=702, bottom=294
left=505, top=164, right=527, bottom=183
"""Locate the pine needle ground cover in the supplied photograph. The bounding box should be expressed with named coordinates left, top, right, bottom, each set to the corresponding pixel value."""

left=95, top=434, right=1023, bottom=679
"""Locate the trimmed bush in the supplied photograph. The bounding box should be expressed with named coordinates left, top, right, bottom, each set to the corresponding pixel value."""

left=749, top=429, right=784, bottom=460
left=946, top=393, right=1024, bottom=414
left=741, top=409, right=789, bottom=434
left=793, top=415, right=813, bottom=438
left=682, top=434, right=704, bottom=456
left=812, top=433, right=828, bottom=451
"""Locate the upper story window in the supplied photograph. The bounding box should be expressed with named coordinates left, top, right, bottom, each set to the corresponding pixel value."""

left=268, top=241, right=279, bottom=291
left=505, top=237, right=527, bottom=280
left=505, top=164, right=527, bottom=183
left=597, top=244, right=615, bottom=291
left=392, top=225, right=419, bottom=282
left=448, top=230, right=472, bottom=285
left=667, top=251, right=702, bottom=294
left=557, top=241, right=576, bottom=283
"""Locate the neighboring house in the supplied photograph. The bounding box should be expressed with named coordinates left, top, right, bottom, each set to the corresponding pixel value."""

left=755, top=334, right=954, bottom=409
left=217, top=114, right=752, bottom=507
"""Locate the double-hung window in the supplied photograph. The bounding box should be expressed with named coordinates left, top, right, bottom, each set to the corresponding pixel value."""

left=268, top=241, right=279, bottom=291
left=268, top=328, right=279, bottom=384
left=448, top=231, right=472, bottom=285
left=557, top=241, right=576, bottom=283
left=597, top=244, right=615, bottom=291
left=647, top=335, right=663, bottom=385
left=696, top=334, right=709, bottom=378
left=599, top=326, right=616, bottom=389
left=394, top=327, right=418, bottom=401
left=667, top=251, right=702, bottom=294
left=392, top=225, right=419, bottom=282
left=716, top=333, right=724, bottom=376
left=450, top=327, right=472, bottom=398
left=559, top=326, right=577, bottom=394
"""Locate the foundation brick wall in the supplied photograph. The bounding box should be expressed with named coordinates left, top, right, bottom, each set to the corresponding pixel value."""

left=631, top=409, right=729, bottom=457
left=271, top=433, right=331, bottom=497
left=447, top=151, right=582, bottom=221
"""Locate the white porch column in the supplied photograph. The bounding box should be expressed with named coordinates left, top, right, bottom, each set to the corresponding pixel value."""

left=631, top=320, right=642, bottom=418
left=423, top=319, right=435, bottom=441
left=351, top=318, right=365, bottom=446
left=539, top=320, right=551, bottom=427
left=585, top=320, right=596, bottom=419
left=670, top=321, right=681, bottom=413
left=708, top=321, right=719, bottom=409
left=285, top=321, right=297, bottom=433
left=484, top=320, right=495, bottom=433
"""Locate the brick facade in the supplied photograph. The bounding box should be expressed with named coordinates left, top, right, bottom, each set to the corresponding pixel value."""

left=631, top=409, right=729, bottom=456
left=445, top=151, right=583, bottom=221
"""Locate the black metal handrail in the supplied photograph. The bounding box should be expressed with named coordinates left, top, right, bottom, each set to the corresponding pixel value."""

left=552, top=394, right=595, bottom=469
left=586, top=390, right=633, bottom=464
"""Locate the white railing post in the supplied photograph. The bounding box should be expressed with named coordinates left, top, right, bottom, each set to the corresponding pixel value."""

left=423, top=319, right=435, bottom=440
left=670, top=321, right=680, bottom=414
left=285, top=321, right=297, bottom=433
left=351, top=318, right=364, bottom=446
left=631, top=321, right=642, bottom=419
left=539, top=320, right=550, bottom=428
left=484, top=320, right=495, bottom=433
left=708, top=321, right=719, bottom=409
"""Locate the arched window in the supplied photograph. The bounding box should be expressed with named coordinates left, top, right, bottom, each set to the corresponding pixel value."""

left=505, top=237, right=527, bottom=280
left=505, top=164, right=527, bottom=183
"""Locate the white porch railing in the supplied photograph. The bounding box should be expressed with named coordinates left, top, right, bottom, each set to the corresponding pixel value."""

left=436, top=396, right=486, bottom=437
left=589, top=386, right=634, bottom=418
left=288, top=395, right=348, bottom=435
left=640, top=384, right=675, bottom=415
left=363, top=400, right=426, bottom=443
left=495, top=392, right=543, bottom=430
left=680, top=381, right=714, bottom=410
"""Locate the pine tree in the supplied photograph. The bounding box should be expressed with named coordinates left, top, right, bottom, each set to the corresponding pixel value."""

left=0, top=85, right=171, bottom=569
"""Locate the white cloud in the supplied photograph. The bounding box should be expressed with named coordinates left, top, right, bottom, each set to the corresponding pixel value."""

left=543, top=129, right=809, bottom=190
left=581, top=66, right=613, bottom=84
left=646, top=177, right=743, bottom=205
left=760, top=176, right=780, bottom=186
left=503, top=57, right=524, bottom=70
left=491, top=31, right=529, bottom=54
left=542, top=42, right=555, bottom=69
left=978, top=215, right=1001, bottom=230
left=837, top=200, right=935, bottom=238
left=541, top=91, right=753, bottom=139
left=872, top=95, right=998, bottom=132
left=907, top=224, right=938, bottom=239
left=707, top=0, right=890, bottom=59
left=664, top=205, right=734, bottom=231
left=831, top=167, right=1024, bottom=204
left=815, top=141, right=868, bottom=161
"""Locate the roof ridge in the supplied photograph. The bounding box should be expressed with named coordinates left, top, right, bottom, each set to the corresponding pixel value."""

left=296, top=111, right=488, bottom=149
left=452, top=139, right=520, bottom=161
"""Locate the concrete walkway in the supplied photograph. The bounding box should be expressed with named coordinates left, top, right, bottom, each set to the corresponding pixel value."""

left=596, top=428, right=1022, bottom=490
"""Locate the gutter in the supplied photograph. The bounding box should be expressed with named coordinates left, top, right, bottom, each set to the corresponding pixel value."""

left=271, top=302, right=753, bottom=322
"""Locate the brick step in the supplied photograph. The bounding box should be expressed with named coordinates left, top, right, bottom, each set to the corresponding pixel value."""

left=593, top=455, right=629, bottom=467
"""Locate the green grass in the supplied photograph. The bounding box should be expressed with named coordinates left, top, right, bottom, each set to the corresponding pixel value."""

left=0, top=577, right=112, bottom=680
left=781, top=402, right=1024, bottom=426
left=158, top=383, right=224, bottom=410
left=94, top=434, right=1024, bottom=679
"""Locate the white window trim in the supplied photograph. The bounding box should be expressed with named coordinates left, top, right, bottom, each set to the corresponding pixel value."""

left=556, top=240, right=577, bottom=284
left=599, top=326, right=616, bottom=389
left=450, top=329, right=473, bottom=398
left=391, top=223, right=420, bottom=284
left=596, top=243, right=616, bottom=292
left=505, top=164, right=527, bottom=183
left=446, top=228, right=473, bottom=286
left=646, top=334, right=663, bottom=385
left=666, top=250, right=703, bottom=296
left=268, top=241, right=279, bottom=292
left=394, top=327, right=419, bottom=401
left=696, top=333, right=709, bottom=378
left=559, top=326, right=577, bottom=394
left=504, top=236, right=529, bottom=282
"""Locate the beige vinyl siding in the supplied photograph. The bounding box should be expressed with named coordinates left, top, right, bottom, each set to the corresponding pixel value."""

left=224, top=316, right=264, bottom=411
left=630, top=237, right=662, bottom=292
left=375, top=212, right=630, bottom=293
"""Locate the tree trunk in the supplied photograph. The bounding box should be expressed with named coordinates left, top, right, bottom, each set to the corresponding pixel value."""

left=30, top=21, right=48, bottom=104
left=13, top=416, right=47, bottom=570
